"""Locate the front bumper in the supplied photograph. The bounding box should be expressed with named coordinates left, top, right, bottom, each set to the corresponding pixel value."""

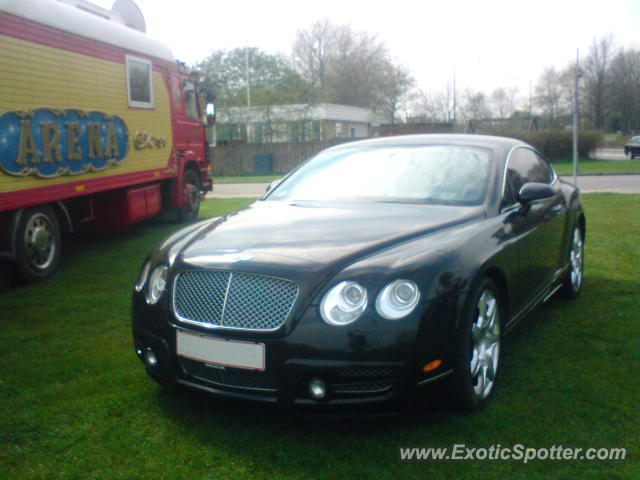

left=132, top=292, right=456, bottom=409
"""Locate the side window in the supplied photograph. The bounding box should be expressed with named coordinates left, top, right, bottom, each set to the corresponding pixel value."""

left=504, top=148, right=554, bottom=205
left=126, top=55, right=154, bottom=108
left=183, top=81, right=199, bottom=120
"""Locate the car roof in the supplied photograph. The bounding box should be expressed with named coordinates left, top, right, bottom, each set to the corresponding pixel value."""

left=325, top=134, right=528, bottom=154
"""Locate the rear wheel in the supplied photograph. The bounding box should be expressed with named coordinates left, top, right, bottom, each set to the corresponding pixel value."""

left=562, top=226, right=584, bottom=298
left=14, top=206, right=61, bottom=283
left=178, top=169, right=202, bottom=222
left=452, top=278, right=503, bottom=411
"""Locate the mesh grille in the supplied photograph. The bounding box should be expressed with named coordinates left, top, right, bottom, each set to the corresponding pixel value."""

left=333, top=382, right=394, bottom=394
left=173, top=270, right=298, bottom=331
left=335, top=367, right=398, bottom=378
left=180, top=359, right=279, bottom=391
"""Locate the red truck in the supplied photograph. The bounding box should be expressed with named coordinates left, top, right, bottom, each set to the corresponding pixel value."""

left=0, top=0, right=214, bottom=283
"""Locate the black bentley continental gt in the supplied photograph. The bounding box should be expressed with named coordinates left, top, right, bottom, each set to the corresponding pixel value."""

left=132, top=135, right=585, bottom=411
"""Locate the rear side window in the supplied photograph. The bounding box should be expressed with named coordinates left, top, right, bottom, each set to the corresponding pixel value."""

left=503, top=147, right=554, bottom=205
left=126, top=55, right=154, bottom=108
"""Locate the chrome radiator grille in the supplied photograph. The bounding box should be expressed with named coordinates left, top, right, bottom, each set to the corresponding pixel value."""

left=173, top=270, right=298, bottom=331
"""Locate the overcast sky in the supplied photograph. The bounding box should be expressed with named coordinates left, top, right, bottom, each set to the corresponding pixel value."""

left=96, top=0, right=640, bottom=106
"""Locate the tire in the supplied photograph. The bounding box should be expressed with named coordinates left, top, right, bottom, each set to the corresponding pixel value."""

left=451, top=278, right=503, bottom=411
left=562, top=226, right=584, bottom=298
left=14, top=206, right=62, bottom=283
left=178, top=169, right=202, bottom=222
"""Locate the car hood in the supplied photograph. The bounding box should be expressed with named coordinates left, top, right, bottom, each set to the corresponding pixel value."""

left=175, top=200, right=484, bottom=275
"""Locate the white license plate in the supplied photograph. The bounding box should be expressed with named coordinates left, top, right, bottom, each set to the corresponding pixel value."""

left=176, top=331, right=265, bottom=370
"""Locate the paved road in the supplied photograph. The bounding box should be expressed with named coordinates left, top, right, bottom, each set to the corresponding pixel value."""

left=208, top=175, right=640, bottom=198
left=559, top=175, right=640, bottom=193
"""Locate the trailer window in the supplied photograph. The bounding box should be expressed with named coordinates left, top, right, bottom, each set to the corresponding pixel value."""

left=126, top=55, right=154, bottom=108
left=183, top=81, right=199, bottom=120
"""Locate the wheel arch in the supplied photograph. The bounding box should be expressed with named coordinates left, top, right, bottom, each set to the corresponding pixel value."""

left=181, top=161, right=202, bottom=186
left=455, top=263, right=509, bottom=332
left=578, top=212, right=586, bottom=239
left=52, top=201, right=73, bottom=235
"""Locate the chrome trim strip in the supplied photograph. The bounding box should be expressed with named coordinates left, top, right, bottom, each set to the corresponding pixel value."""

left=542, top=284, right=563, bottom=303
left=416, top=369, right=454, bottom=386
left=504, top=268, right=567, bottom=331
left=171, top=270, right=299, bottom=332
left=219, top=272, right=233, bottom=326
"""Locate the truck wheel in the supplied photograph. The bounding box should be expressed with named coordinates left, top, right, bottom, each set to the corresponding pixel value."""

left=179, top=169, right=202, bottom=222
left=14, top=206, right=61, bottom=283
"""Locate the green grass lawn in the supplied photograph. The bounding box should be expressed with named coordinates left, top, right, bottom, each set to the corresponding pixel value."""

left=1, top=195, right=638, bottom=479
left=551, top=157, right=640, bottom=175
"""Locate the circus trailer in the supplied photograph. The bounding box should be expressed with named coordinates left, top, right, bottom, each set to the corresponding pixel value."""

left=0, top=0, right=215, bottom=283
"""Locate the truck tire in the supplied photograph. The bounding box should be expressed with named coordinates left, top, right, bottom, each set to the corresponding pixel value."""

left=14, top=206, right=62, bottom=283
left=178, top=169, right=202, bottom=222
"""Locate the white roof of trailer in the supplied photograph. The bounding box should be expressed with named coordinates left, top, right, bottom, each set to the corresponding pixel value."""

left=0, top=0, right=174, bottom=62
left=218, top=103, right=389, bottom=126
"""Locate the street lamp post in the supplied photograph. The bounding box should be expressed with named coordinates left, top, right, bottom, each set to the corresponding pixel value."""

left=573, top=49, right=582, bottom=187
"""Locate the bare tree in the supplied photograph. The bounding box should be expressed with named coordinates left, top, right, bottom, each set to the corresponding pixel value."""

left=609, top=48, right=640, bottom=134
left=374, top=61, right=414, bottom=123
left=409, top=80, right=456, bottom=123
left=490, top=86, right=518, bottom=119
left=534, top=67, right=571, bottom=127
left=583, top=35, right=617, bottom=129
left=292, top=20, right=411, bottom=115
left=460, top=90, right=491, bottom=123
left=291, top=19, right=336, bottom=92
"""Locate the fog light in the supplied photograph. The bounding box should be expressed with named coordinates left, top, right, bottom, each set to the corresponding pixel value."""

left=143, top=347, right=158, bottom=368
left=309, top=378, right=327, bottom=401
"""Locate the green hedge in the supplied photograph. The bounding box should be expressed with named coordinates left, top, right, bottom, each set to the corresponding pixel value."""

left=503, top=130, right=602, bottom=160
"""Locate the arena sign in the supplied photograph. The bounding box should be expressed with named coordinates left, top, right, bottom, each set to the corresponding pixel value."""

left=0, top=109, right=129, bottom=178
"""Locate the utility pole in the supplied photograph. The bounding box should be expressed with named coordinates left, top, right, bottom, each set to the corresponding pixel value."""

left=573, top=49, right=582, bottom=186
left=452, top=66, right=456, bottom=124
left=528, top=79, right=532, bottom=118
left=246, top=48, right=252, bottom=141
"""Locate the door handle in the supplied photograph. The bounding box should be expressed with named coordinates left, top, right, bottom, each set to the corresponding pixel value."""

left=552, top=204, right=563, bottom=214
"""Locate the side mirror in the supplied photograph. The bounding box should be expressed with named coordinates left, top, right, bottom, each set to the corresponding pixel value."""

left=205, top=102, right=216, bottom=126
left=517, top=182, right=554, bottom=205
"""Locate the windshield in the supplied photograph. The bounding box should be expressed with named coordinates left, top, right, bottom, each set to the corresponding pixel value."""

left=266, top=145, right=493, bottom=205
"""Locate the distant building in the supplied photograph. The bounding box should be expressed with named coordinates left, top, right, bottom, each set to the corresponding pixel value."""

left=214, top=103, right=388, bottom=143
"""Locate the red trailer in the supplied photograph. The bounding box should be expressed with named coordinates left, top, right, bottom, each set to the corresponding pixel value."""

left=0, top=0, right=214, bottom=282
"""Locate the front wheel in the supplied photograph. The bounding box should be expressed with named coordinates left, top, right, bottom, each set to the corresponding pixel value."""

left=14, top=206, right=62, bottom=283
left=178, top=169, right=202, bottom=222
left=452, top=278, right=503, bottom=411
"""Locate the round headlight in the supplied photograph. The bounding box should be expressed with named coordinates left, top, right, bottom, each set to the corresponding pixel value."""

left=145, top=265, right=168, bottom=305
left=375, top=279, right=420, bottom=320
left=320, top=281, right=368, bottom=326
left=135, top=260, right=151, bottom=292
